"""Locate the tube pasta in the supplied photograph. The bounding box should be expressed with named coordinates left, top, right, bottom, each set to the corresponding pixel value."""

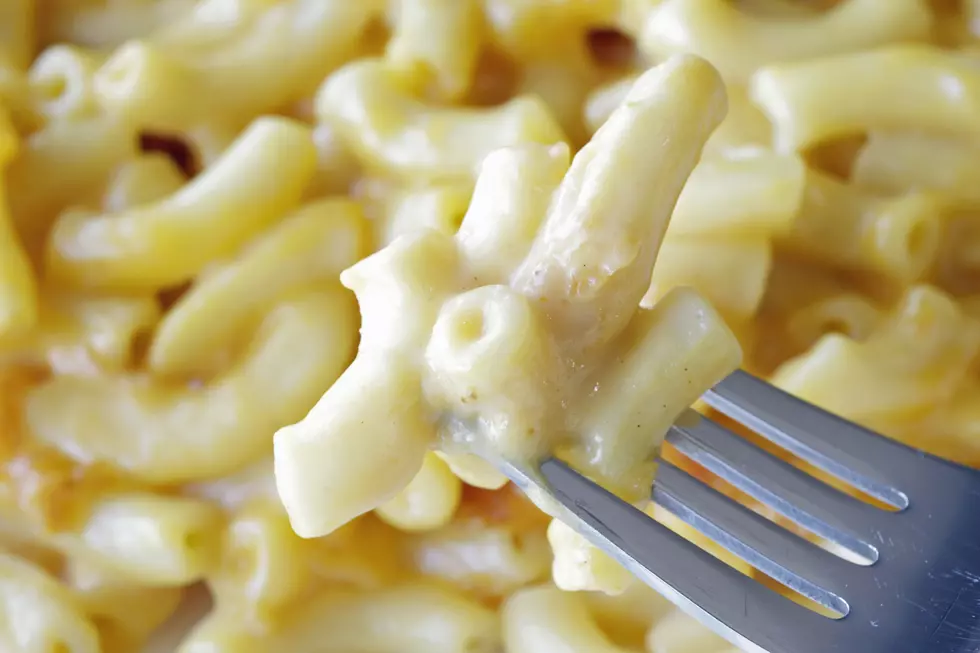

left=26, top=289, right=358, bottom=484
left=0, top=107, right=37, bottom=338
left=639, top=0, right=931, bottom=82
left=183, top=583, right=500, bottom=653
left=375, top=183, right=473, bottom=247
left=752, top=46, right=980, bottom=152
left=0, top=553, right=100, bottom=653
left=28, top=45, right=102, bottom=122
left=646, top=608, right=732, bottom=653
left=40, top=0, right=195, bottom=50
left=207, top=499, right=309, bottom=625
left=148, top=197, right=368, bottom=377
left=376, top=452, right=463, bottom=532
left=435, top=451, right=509, bottom=490
left=853, top=132, right=980, bottom=209
left=64, top=558, right=184, bottom=652
left=511, top=55, right=728, bottom=358
left=386, top=0, right=484, bottom=99
left=782, top=169, right=942, bottom=282
left=547, top=518, right=634, bottom=595
left=482, top=0, right=620, bottom=59
left=148, top=0, right=382, bottom=127
left=46, top=116, right=317, bottom=292
left=571, top=288, right=741, bottom=491
left=102, top=153, right=187, bottom=213
left=410, top=519, right=551, bottom=596
left=315, top=58, right=566, bottom=182
left=645, top=237, right=772, bottom=322
left=6, top=116, right=138, bottom=258
left=669, top=151, right=805, bottom=237
left=774, top=285, right=980, bottom=425
left=456, top=143, right=570, bottom=286
left=0, top=292, right=160, bottom=375
left=503, top=586, right=633, bottom=653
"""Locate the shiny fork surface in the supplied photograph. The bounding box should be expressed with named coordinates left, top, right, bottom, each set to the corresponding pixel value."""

left=502, top=370, right=980, bottom=653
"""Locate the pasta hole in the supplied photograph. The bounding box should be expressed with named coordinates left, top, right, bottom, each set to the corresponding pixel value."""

left=50, top=642, right=70, bottom=653
left=450, top=308, right=486, bottom=345
left=139, top=131, right=198, bottom=177
left=35, top=75, right=68, bottom=102
left=586, top=29, right=637, bottom=69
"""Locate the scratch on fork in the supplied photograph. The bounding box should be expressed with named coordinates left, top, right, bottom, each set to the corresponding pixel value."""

left=928, top=587, right=966, bottom=640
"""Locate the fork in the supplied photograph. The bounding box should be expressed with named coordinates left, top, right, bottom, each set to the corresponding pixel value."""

left=502, top=370, right=980, bottom=653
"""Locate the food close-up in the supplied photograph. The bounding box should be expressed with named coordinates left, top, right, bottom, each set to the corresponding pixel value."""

left=1, top=0, right=980, bottom=651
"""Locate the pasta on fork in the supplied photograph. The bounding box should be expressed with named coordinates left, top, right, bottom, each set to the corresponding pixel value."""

left=1, top=1, right=980, bottom=652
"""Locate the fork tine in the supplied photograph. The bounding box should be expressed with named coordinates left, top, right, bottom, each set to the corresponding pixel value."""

left=703, top=371, right=909, bottom=508
left=653, top=460, right=853, bottom=614
left=533, top=458, right=834, bottom=653
left=666, top=411, right=885, bottom=562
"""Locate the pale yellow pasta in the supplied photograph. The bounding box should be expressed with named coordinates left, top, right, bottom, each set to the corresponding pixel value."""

left=315, top=58, right=566, bottom=181
left=782, top=169, right=942, bottom=282
left=305, top=123, right=362, bottom=199
left=456, top=143, right=570, bottom=286
left=424, top=285, right=559, bottom=463
left=774, top=285, right=980, bottom=425
left=435, top=451, right=509, bottom=490
left=483, top=0, right=620, bottom=59
left=583, top=75, right=636, bottom=135
left=639, top=0, right=931, bottom=82
left=27, top=289, right=358, bottom=484
left=6, top=116, right=138, bottom=258
left=547, top=518, right=634, bottom=595
left=645, top=237, right=772, bottom=322
left=571, top=288, right=741, bottom=489
left=503, top=585, right=633, bottom=653
left=144, top=0, right=382, bottom=127
left=207, top=499, right=309, bottom=625
left=39, top=0, right=196, bottom=50
left=28, top=45, right=102, bottom=122
left=375, top=183, right=473, bottom=247
left=376, top=452, right=463, bottom=532
left=0, top=292, right=159, bottom=374
left=511, top=55, right=727, bottom=358
left=585, top=582, right=676, bottom=650
left=853, top=132, right=980, bottom=209
left=275, top=232, right=458, bottom=537
left=0, top=552, right=100, bottom=653
left=181, top=583, right=500, bottom=653
left=386, top=0, right=484, bottom=99
left=668, top=151, right=805, bottom=237
left=0, top=0, right=34, bottom=70
left=410, top=520, right=551, bottom=596
left=784, top=293, right=883, bottom=353
left=46, top=116, right=317, bottom=291
left=148, top=197, right=367, bottom=377
left=752, top=46, right=980, bottom=153
left=585, top=80, right=773, bottom=154
left=518, top=50, right=602, bottom=147
left=646, top=608, right=732, bottom=653
left=64, top=558, right=184, bottom=653
left=0, top=106, right=38, bottom=338
left=277, top=57, right=735, bottom=539
left=103, top=153, right=187, bottom=213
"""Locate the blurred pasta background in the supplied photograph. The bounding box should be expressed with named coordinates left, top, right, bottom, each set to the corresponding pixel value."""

left=0, top=0, right=979, bottom=652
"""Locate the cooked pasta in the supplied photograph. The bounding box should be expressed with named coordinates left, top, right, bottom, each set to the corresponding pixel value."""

left=0, top=2, right=976, bottom=653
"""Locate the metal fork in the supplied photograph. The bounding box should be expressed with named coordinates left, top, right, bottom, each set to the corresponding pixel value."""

left=502, top=370, right=980, bottom=653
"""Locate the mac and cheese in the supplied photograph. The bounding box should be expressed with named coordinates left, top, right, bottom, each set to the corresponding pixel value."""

left=0, top=2, right=978, bottom=653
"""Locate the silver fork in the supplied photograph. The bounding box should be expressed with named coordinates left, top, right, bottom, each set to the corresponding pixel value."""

left=502, top=370, right=980, bottom=653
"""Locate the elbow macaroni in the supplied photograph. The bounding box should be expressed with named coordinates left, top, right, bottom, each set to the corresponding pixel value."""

left=1, top=2, right=979, bottom=652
